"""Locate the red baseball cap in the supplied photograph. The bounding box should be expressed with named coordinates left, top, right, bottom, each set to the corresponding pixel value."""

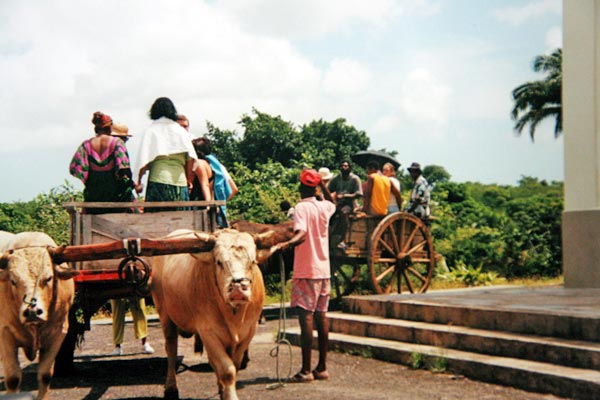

left=300, top=169, right=321, bottom=187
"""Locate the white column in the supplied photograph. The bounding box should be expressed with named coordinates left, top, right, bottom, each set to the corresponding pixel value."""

left=562, top=0, right=600, bottom=287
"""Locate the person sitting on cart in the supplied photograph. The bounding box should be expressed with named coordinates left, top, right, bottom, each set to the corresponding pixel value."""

left=382, top=162, right=401, bottom=213
left=405, top=162, right=431, bottom=222
left=327, top=160, right=362, bottom=249
left=362, top=160, right=402, bottom=217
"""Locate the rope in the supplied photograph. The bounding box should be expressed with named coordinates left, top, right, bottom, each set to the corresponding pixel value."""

left=266, top=252, right=293, bottom=390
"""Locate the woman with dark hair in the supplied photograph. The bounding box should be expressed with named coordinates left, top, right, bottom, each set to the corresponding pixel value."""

left=189, top=134, right=214, bottom=203
left=133, top=97, right=197, bottom=209
left=191, top=136, right=238, bottom=227
left=69, top=111, right=135, bottom=214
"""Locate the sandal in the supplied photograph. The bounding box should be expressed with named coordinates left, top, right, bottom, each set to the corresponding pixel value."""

left=289, top=371, right=314, bottom=383
left=312, top=369, right=330, bottom=380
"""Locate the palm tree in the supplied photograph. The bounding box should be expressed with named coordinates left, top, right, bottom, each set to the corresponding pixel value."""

left=511, top=48, right=562, bottom=141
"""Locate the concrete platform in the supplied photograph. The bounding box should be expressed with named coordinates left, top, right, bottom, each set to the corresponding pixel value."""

left=343, top=285, right=600, bottom=341
left=286, top=285, right=600, bottom=399
left=360, top=285, right=600, bottom=318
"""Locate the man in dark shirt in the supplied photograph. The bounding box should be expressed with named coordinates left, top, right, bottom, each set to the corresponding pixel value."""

left=327, top=160, right=362, bottom=249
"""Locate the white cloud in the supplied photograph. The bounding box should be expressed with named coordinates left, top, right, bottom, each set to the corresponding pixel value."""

left=0, top=0, right=324, bottom=152
left=323, top=58, right=371, bottom=95
left=216, top=0, right=440, bottom=38
left=492, top=0, right=561, bottom=26
left=399, top=69, right=450, bottom=124
left=545, top=25, right=562, bottom=50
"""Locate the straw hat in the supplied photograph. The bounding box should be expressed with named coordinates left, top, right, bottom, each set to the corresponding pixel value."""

left=318, top=167, right=334, bottom=181
left=111, top=123, right=132, bottom=138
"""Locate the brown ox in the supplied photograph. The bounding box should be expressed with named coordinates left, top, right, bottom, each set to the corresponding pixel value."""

left=151, top=228, right=281, bottom=400
left=230, top=220, right=295, bottom=276
left=0, top=232, right=79, bottom=400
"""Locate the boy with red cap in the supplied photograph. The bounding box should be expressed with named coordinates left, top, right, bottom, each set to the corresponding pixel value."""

left=273, top=169, right=336, bottom=382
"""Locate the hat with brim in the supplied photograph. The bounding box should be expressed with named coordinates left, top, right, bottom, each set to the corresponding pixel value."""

left=407, top=162, right=422, bottom=172
left=111, top=123, right=132, bottom=138
left=318, top=167, right=334, bottom=181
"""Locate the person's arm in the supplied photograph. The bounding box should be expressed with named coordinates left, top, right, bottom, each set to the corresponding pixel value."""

left=270, top=229, right=306, bottom=255
left=406, top=184, right=419, bottom=212
left=346, top=176, right=363, bottom=199
left=362, top=176, right=373, bottom=213
left=226, top=177, right=238, bottom=200
left=319, top=179, right=335, bottom=204
left=391, top=181, right=402, bottom=209
left=192, top=160, right=212, bottom=201
left=185, top=158, right=195, bottom=191
left=136, top=165, right=149, bottom=194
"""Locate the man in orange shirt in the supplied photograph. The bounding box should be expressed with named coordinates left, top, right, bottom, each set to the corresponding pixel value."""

left=362, top=160, right=402, bottom=216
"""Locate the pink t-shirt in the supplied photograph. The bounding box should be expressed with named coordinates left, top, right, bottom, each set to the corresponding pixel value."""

left=293, top=197, right=336, bottom=279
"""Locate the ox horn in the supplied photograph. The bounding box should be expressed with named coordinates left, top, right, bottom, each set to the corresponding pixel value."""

left=48, top=245, right=67, bottom=264
left=253, top=231, right=277, bottom=249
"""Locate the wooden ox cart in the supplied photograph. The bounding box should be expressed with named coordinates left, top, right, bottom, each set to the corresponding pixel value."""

left=330, top=211, right=438, bottom=298
left=55, top=200, right=223, bottom=373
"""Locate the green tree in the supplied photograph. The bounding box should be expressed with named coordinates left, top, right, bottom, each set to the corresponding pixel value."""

left=205, top=122, right=241, bottom=168
left=423, top=165, right=451, bottom=186
left=300, top=118, right=370, bottom=169
left=238, top=109, right=302, bottom=169
left=511, top=48, right=562, bottom=141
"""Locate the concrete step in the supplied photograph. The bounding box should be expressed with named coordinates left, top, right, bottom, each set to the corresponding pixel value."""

left=328, top=312, right=600, bottom=371
left=285, top=327, right=600, bottom=399
left=343, top=294, right=600, bottom=342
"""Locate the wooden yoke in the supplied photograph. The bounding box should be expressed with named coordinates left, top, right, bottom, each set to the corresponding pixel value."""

left=49, top=234, right=216, bottom=265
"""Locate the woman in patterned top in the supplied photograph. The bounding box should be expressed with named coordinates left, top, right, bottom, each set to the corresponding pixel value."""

left=69, top=111, right=134, bottom=214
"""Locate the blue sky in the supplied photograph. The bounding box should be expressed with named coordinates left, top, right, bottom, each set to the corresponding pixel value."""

left=0, top=0, right=563, bottom=203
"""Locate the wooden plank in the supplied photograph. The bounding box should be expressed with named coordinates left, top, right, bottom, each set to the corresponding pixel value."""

left=52, top=236, right=216, bottom=264
left=92, top=215, right=145, bottom=239
left=63, top=200, right=225, bottom=210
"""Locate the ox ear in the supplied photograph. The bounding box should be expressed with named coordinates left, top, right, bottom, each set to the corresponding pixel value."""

left=0, top=250, right=13, bottom=281
left=54, top=263, right=80, bottom=280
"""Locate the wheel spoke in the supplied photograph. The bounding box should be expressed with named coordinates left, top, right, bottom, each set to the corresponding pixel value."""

left=401, top=224, right=419, bottom=253
left=384, top=270, right=396, bottom=294
left=402, top=269, right=414, bottom=293
left=389, top=222, right=400, bottom=253
left=411, top=257, right=432, bottom=263
left=375, top=257, right=397, bottom=263
left=407, top=266, right=427, bottom=283
left=376, top=264, right=395, bottom=282
left=377, top=235, right=395, bottom=255
left=406, top=239, right=427, bottom=255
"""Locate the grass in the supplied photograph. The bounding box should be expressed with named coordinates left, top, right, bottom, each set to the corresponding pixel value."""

left=428, top=274, right=563, bottom=291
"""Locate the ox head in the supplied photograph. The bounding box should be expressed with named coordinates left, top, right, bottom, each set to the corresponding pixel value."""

left=0, top=246, right=78, bottom=325
left=210, top=229, right=274, bottom=308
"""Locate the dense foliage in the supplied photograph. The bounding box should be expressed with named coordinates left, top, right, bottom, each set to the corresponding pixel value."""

left=0, top=111, right=563, bottom=279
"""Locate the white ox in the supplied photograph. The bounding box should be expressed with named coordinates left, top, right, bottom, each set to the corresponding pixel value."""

left=0, top=232, right=78, bottom=400
left=151, top=228, right=281, bottom=400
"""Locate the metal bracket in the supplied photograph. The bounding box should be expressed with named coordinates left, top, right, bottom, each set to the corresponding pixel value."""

left=122, top=238, right=142, bottom=257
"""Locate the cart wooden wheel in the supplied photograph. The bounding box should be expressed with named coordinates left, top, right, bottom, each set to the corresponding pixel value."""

left=368, top=212, right=435, bottom=294
left=331, top=256, right=360, bottom=300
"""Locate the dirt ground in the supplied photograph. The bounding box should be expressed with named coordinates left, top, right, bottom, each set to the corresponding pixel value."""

left=1, top=315, right=567, bottom=400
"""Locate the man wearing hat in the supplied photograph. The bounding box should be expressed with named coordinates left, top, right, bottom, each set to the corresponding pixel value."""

left=405, top=162, right=431, bottom=221
left=273, top=169, right=336, bottom=383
